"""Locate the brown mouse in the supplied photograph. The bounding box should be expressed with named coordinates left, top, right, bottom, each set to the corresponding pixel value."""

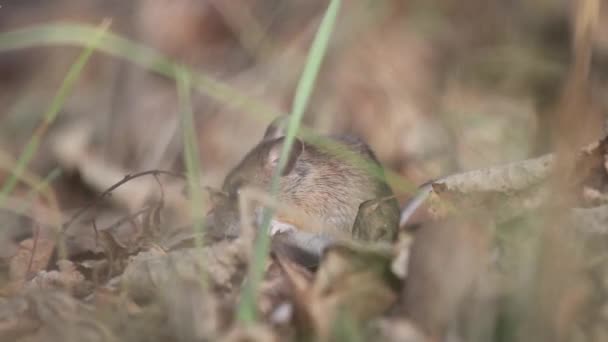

left=204, top=117, right=400, bottom=256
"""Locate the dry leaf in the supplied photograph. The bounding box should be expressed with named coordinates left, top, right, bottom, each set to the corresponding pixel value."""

left=121, top=239, right=248, bottom=303
left=281, top=241, right=398, bottom=341
left=391, top=231, right=414, bottom=280
left=402, top=216, right=491, bottom=341
left=0, top=290, right=114, bottom=342
left=10, top=237, right=55, bottom=284
left=161, top=268, right=220, bottom=341
left=25, top=260, right=86, bottom=295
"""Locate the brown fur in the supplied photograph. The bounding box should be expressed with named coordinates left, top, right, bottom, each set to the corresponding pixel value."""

left=220, top=133, right=399, bottom=240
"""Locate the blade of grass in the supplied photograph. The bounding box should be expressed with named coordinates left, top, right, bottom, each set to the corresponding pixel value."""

left=0, top=148, right=66, bottom=261
left=0, top=151, right=62, bottom=224
left=176, top=67, right=205, bottom=247
left=0, top=20, right=111, bottom=208
left=21, top=168, right=62, bottom=214
left=237, top=0, right=342, bottom=323
left=0, top=22, right=281, bottom=124
left=0, top=22, right=417, bottom=197
left=177, top=65, right=208, bottom=288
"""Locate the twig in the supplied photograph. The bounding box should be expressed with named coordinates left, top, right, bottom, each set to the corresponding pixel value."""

left=61, top=170, right=184, bottom=234
left=92, top=219, right=100, bottom=248
left=99, top=206, right=153, bottom=237
left=25, top=223, right=40, bottom=278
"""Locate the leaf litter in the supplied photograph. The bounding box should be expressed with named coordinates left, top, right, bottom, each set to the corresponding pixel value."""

left=2, top=1, right=608, bottom=341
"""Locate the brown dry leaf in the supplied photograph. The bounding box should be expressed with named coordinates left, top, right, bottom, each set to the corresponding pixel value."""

left=121, top=238, right=248, bottom=303
left=24, top=260, right=87, bottom=296
left=281, top=241, right=398, bottom=340
left=553, top=277, right=594, bottom=342
left=120, top=248, right=172, bottom=303
left=257, top=261, right=290, bottom=320
left=54, top=209, right=136, bottom=271
left=0, top=290, right=115, bottom=342
left=426, top=136, right=608, bottom=198
left=87, top=285, right=176, bottom=342
left=260, top=254, right=314, bottom=326
left=160, top=267, right=221, bottom=341
left=402, top=215, right=492, bottom=341
left=0, top=295, right=38, bottom=342
left=582, top=186, right=608, bottom=206
left=1, top=209, right=42, bottom=288
left=118, top=242, right=253, bottom=341
left=9, top=236, right=55, bottom=283
left=391, top=231, right=414, bottom=280
left=568, top=136, right=608, bottom=201
left=421, top=135, right=608, bottom=225
left=405, top=137, right=608, bottom=341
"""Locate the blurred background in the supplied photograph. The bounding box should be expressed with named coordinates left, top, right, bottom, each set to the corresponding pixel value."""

left=0, top=0, right=607, bottom=207
left=2, top=2, right=608, bottom=341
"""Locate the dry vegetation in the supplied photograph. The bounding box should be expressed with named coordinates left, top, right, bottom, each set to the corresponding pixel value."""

left=1, top=0, right=608, bottom=341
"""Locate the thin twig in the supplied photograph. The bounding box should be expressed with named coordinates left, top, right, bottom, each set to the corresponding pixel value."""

left=61, top=170, right=184, bottom=233
left=25, top=223, right=40, bottom=278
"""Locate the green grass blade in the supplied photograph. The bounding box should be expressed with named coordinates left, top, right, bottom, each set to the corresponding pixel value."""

left=21, top=167, right=63, bottom=212
left=237, top=0, right=342, bottom=323
left=0, top=23, right=282, bottom=123
left=176, top=67, right=205, bottom=242
left=177, top=66, right=207, bottom=288
left=0, top=22, right=417, bottom=198
left=0, top=20, right=111, bottom=208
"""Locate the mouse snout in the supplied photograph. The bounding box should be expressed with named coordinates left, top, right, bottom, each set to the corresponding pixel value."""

left=203, top=198, right=242, bottom=241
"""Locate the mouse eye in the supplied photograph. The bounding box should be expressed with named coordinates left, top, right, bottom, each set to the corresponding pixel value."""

left=229, top=180, right=244, bottom=199
left=229, top=188, right=241, bottom=199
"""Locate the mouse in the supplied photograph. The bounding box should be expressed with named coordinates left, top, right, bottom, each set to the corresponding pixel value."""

left=204, top=117, right=401, bottom=259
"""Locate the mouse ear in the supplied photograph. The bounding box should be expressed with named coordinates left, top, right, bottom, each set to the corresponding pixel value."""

left=263, top=116, right=289, bottom=140
left=266, top=137, right=304, bottom=175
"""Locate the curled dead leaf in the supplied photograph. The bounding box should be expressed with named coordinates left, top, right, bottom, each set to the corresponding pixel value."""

left=402, top=215, right=492, bottom=341
left=280, top=240, right=399, bottom=341
left=121, top=239, right=248, bottom=303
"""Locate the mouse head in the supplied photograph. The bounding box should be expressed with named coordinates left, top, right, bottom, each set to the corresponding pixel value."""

left=222, top=117, right=305, bottom=197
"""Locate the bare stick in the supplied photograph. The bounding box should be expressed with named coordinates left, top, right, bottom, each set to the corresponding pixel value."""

left=25, top=223, right=40, bottom=278
left=62, top=170, right=184, bottom=233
